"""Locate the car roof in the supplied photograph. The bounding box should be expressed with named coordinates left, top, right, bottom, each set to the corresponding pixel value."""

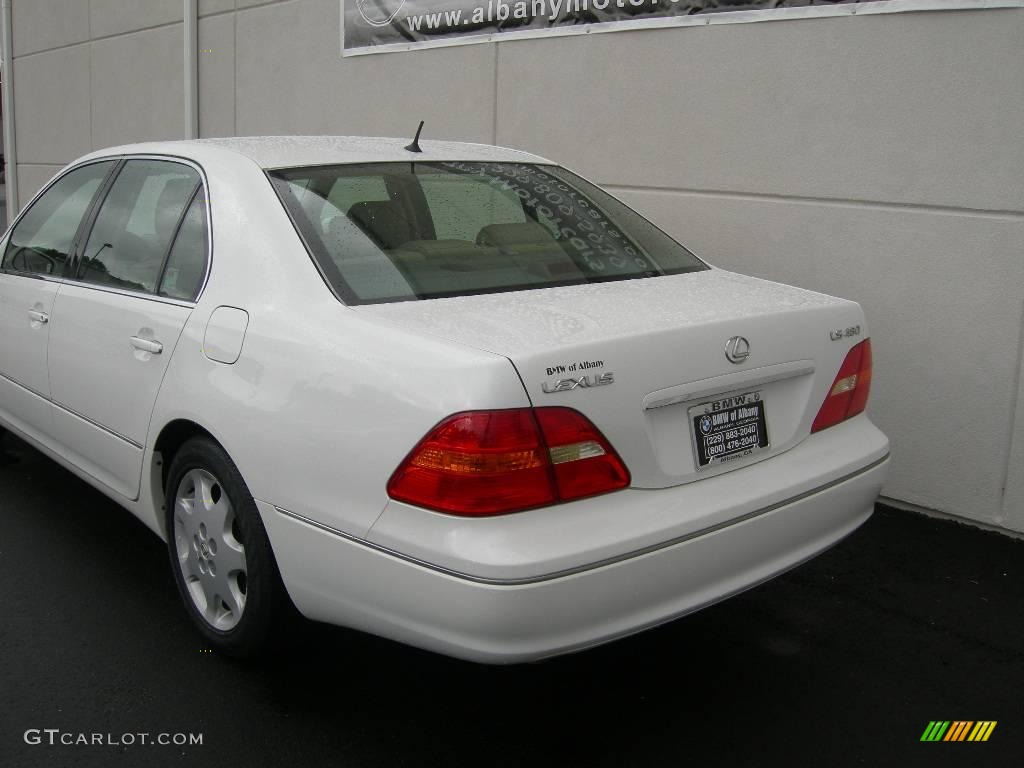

left=78, top=136, right=552, bottom=170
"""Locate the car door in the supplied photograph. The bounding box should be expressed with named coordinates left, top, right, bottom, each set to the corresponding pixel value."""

left=0, top=161, right=116, bottom=443
left=47, top=158, right=208, bottom=500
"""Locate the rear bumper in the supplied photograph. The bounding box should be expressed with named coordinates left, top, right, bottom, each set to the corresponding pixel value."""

left=258, top=423, right=888, bottom=662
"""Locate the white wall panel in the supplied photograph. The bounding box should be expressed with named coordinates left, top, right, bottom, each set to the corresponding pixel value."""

left=13, top=45, right=92, bottom=164
left=234, top=0, right=495, bottom=141
left=11, top=0, right=89, bottom=57
left=200, top=0, right=236, bottom=15
left=1002, top=346, right=1024, bottom=532
left=199, top=14, right=236, bottom=138
left=496, top=10, right=1024, bottom=213
left=89, top=0, right=182, bottom=39
left=90, top=26, right=185, bottom=148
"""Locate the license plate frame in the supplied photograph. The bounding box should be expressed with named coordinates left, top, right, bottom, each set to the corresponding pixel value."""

left=689, top=390, right=770, bottom=469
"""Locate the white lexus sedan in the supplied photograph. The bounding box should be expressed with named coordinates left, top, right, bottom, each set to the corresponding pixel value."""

left=0, top=136, right=889, bottom=662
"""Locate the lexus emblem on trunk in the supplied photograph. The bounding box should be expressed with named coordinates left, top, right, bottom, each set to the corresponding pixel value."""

left=725, top=336, right=750, bottom=364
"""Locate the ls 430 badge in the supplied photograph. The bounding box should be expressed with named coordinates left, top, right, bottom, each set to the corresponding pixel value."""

left=542, top=372, right=615, bottom=394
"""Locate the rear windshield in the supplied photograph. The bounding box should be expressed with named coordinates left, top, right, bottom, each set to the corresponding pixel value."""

left=268, top=161, right=707, bottom=304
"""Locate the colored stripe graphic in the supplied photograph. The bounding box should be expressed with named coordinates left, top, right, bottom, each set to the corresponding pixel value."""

left=921, top=721, right=996, bottom=742
left=944, top=721, right=972, bottom=741
left=921, top=721, right=950, bottom=741
left=970, top=722, right=997, bottom=742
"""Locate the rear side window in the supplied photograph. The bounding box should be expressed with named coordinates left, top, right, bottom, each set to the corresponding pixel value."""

left=1, top=161, right=115, bottom=276
left=158, top=190, right=208, bottom=301
left=78, top=160, right=199, bottom=294
left=269, top=162, right=707, bottom=305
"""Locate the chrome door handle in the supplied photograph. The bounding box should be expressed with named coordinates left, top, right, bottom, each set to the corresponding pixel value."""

left=27, top=309, right=49, bottom=324
left=130, top=336, right=163, bottom=354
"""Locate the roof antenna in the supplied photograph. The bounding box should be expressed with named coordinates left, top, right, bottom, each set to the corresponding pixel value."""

left=405, top=120, right=425, bottom=153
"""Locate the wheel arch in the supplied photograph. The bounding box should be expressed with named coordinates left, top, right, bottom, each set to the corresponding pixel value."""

left=150, top=418, right=220, bottom=537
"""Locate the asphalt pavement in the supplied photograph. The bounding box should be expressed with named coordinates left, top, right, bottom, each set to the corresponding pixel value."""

left=0, top=432, right=1021, bottom=767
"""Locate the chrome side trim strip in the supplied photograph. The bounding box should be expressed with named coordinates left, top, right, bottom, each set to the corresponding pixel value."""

left=12, top=274, right=199, bottom=309
left=0, top=370, right=144, bottom=450
left=53, top=399, right=144, bottom=450
left=0, top=369, right=48, bottom=402
left=274, top=452, right=890, bottom=587
left=643, top=359, right=815, bottom=411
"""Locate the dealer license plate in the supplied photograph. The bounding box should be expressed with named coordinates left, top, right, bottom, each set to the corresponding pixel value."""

left=690, top=391, right=769, bottom=468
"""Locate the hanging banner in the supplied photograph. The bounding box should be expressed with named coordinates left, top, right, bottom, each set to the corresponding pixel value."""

left=343, top=0, right=868, bottom=56
left=342, top=0, right=1021, bottom=56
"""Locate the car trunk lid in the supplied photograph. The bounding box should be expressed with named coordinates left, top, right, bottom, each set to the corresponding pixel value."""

left=356, top=269, right=867, bottom=488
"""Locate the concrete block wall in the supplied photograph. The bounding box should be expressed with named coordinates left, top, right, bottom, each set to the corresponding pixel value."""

left=9, top=0, right=1024, bottom=532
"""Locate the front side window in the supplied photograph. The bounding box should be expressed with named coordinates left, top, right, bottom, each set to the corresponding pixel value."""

left=269, top=162, right=707, bottom=305
left=78, top=160, right=200, bottom=294
left=1, top=161, right=115, bottom=276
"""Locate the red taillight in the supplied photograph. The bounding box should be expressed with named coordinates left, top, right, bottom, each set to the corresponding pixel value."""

left=811, top=339, right=873, bottom=433
left=387, top=407, right=630, bottom=516
left=534, top=407, right=631, bottom=502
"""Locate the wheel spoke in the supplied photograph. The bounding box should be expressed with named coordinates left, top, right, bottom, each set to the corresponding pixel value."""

left=217, top=538, right=246, bottom=577
left=197, top=472, right=216, bottom=515
left=176, top=506, right=196, bottom=561
left=210, top=495, right=231, bottom=529
left=181, top=546, right=203, bottom=581
left=176, top=492, right=194, bottom=519
left=184, top=574, right=209, bottom=617
left=213, top=569, right=245, bottom=624
left=202, top=579, right=222, bottom=625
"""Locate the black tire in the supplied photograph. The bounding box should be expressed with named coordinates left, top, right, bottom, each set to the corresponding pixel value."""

left=164, top=436, right=287, bottom=658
